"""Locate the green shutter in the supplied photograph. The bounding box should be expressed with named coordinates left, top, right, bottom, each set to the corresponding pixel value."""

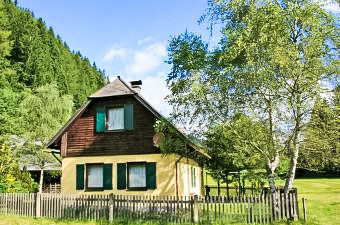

left=146, top=162, right=156, bottom=189
left=103, top=164, right=113, bottom=190
left=124, top=104, right=133, bottom=130
left=96, top=106, right=106, bottom=132
left=117, top=163, right=126, bottom=190
left=76, top=164, right=84, bottom=190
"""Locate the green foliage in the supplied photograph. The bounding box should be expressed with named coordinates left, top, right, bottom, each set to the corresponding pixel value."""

left=0, top=0, right=106, bottom=116
left=0, top=0, right=107, bottom=192
left=299, top=96, right=340, bottom=171
left=166, top=0, right=338, bottom=191
left=0, top=142, right=37, bottom=193
left=205, top=114, right=278, bottom=182
left=154, top=119, right=204, bottom=162
left=0, top=88, right=22, bottom=135
left=154, top=119, right=187, bottom=156
left=18, top=83, right=73, bottom=170
left=0, top=0, right=106, bottom=137
left=0, top=1, right=15, bottom=88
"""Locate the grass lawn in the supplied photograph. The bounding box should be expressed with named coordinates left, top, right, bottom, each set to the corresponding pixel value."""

left=294, top=178, right=340, bottom=225
left=204, top=176, right=340, bottom=225
left=0, top=178, right=338, bottom=225
left=0, top=216, right=168, bottom=225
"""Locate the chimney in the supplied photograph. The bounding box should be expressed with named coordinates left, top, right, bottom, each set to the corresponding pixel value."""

left=130, top=80, right=142, bottom=93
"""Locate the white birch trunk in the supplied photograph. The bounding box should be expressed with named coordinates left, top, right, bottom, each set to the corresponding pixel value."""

left=39, top=168, right=44, bottom=193
left=284, top=135, right=300, bottom=193
left=285, top=89, right=302, bottom=193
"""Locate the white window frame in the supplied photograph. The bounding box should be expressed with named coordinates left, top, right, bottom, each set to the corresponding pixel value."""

left=107, top=106, right=124, bottom=130
left=86, top=164, right=104, bottom=189
left=127, top=163, right=147, bottom=189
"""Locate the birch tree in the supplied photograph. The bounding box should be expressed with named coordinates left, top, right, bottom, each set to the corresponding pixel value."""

left=166, top=0, right=338, bottom=193
left=19, top=84, right=73, bottom=192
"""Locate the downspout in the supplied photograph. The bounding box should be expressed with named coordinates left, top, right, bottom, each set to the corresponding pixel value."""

left=185, top=144, right=191, bottom=196
left=175, top=156, right=183, bottom=198
left=187, top=157, right=190, bottom=195
left=200, top=164, right=204, bottom=196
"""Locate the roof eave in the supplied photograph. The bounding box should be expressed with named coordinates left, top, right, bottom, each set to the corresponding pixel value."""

left=47, top=100, right=92, bottom=149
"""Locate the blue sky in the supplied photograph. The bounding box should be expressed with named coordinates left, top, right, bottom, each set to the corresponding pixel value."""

left=18, top=0, right=221, bottom=116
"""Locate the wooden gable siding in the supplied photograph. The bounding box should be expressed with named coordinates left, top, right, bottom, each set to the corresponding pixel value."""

left=64, top=96, right=160, bottom=157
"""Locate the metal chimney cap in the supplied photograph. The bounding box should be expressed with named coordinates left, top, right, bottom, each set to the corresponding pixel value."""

left=130, top=80, right=142, bottom=86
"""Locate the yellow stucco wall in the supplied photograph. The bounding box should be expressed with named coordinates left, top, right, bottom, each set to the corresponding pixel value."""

left=176, top=157, right=202, bottom=196
left=62, top=154, right=201, bottom=196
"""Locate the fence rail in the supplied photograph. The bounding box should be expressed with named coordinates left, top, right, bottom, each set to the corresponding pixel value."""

left=42, top=183, right=61, bottom=194
left=0, top=192, right=298, bottom=224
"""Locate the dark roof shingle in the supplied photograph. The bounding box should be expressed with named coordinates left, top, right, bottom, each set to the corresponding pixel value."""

left=89, top=77, right=135, bottom=98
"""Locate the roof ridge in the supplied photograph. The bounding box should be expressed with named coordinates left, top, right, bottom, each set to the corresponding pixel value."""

left=89, top=76, right=135, bottom=98
left=118, top=76, right=137, bottom=94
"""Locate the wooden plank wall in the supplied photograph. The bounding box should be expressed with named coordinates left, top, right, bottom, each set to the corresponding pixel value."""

left=0, top=193, right=299, bottom=224
left=65, top=96, right=159, bottom=157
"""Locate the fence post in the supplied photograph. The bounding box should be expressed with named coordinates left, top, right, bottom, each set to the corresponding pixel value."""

left=190, top=196, right=193, bottom=223
left=192, top=195, right=199, bottom=223
left=295, top=189, right=299, bottom=220
left=35, top=193, right=41, bottom=218
left=302, top=198, right=307, bottom=222
left=5, top=194, right=8, bottom=215
left=109, top=194, right=114, bottom=222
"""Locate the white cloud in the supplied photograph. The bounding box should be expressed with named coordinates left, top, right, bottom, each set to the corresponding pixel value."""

left=125, top=42, right=167, bottom=75
left=317, top=0, right=340, bottom=13
left=138, top=72, right=172, bottom=116
left=137, top=36, right=153, bottom=45
left=103, top=48, right=127, bottom=62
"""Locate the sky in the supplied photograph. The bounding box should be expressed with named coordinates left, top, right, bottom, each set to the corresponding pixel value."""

left=17, top=1, right=339, bottom=117
left=17, top=0, right=220, bottom=116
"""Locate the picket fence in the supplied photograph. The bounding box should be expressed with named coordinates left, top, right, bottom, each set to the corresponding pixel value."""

left=0, top=192, right=298, bottom=224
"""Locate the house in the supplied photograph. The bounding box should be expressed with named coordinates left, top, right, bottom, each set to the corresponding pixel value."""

left=47, top=77, right=207, bottom=196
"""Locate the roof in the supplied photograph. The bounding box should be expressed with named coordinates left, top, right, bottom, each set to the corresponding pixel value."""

left=47, top=77, right=209, bottom=158
left=89, top=77, right=135, bottom=98
left=47, top=100, right=92, bottom=149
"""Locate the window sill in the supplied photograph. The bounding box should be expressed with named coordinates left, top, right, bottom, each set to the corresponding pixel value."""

left=127, top=187, right=147, bottom=191
left=105, top=129, right=129, bottom=132
left=85, top=187, right=104, bottom=191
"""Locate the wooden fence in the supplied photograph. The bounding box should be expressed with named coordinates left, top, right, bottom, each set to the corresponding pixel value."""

left=43, top=183, right=61, bottom=194
left=0, top=192, right=298, bottom=224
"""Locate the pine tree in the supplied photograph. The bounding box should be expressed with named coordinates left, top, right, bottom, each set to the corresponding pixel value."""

left=0, top=0, right=14, bottom=88
left=299, top=96, right=340, bottom=171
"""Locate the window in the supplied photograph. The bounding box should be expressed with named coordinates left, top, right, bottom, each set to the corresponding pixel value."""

left=87, top=164, right=103, bottom=188
left=117, top=162, right=156, bottom=190
left=96, top=104, right=133, bottom=132
left=128, top=163, right=146, bottom=188
left=107, top=107, right=124, bottom=130
left=191, top=167, right=197, bottom=188
left=76, top=163, right=112, bottom=191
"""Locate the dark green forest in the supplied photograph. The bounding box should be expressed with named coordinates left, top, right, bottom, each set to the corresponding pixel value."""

left=0, top=0, right=106, bottom=136
left=0, top=0, right=106, bottom=192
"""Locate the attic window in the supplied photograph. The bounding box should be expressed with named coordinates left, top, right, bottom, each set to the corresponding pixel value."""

left=96, top=104, right=134, bottom=132
left=107, top=107, right=124, bottom=130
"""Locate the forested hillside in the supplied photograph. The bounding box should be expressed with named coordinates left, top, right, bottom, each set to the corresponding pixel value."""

left=0, top=0, right=106, bottom=137
left=0, top=0, right=106, bottom=192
